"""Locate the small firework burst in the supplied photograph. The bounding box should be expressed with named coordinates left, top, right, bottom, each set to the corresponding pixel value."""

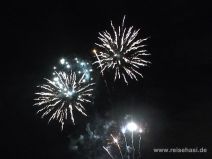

left=93, top=16, right=150, bottom=84
left=34, top=58, right=95, bottom=130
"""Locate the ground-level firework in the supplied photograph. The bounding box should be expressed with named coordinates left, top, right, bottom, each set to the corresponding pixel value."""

left=103, top=120, right=144, bottom=159
left=68, top=115, right=146, bottom=159
left=34, top=58, right=95, bottom=130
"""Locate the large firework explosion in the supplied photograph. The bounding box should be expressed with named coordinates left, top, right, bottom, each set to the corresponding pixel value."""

left=93, top=16, right=150, bottom=84
left=34, top=58, right=95, bottom=130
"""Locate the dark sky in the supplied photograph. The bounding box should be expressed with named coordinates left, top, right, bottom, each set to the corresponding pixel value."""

left=2, top=1, right=212, bottom=159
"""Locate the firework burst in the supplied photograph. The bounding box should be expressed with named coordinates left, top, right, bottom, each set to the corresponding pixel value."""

left=34, top=58, right=95, bottom=130
left=93, top=16, right=150, bottom=84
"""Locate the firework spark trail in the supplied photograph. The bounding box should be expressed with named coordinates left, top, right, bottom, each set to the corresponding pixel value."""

left=92, top=49, right=113, bottom=105
left=93, top=15, right=150, bottom=84
left=138, top=134, right=142, bottom=159
left=103, top=146, right=115, bottom=159
left=111, top=134, right=124, bottom=159
left=34, top=58, right=95, bottom=130
left=131, top=132, right=135, bottom=159
left=122, top=131, right=129, bottom=159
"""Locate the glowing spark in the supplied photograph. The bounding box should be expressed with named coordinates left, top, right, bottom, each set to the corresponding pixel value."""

left=111, top=135, right=118, bottom=143
left=92, top=49, right=97, bottom=54
left=60, top=58, right=65, bottom=65
left=121, top=127, right=126, bottom=134
left=93, top=15, right=150, bottom=84
left=66, top=64, right=70, bottom=68
left=139, top=128, right=143, bottom=133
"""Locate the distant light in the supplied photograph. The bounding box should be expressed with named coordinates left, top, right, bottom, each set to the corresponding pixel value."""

left=82, top=79, right=86, bottom=83
left=78, top=71, right=81, bottom=74
left=89, top=69, right=93, bottom=72
left=53, top=66, right=57, bottom=70
left=53, top=72, right=55, bottom=75
left=60, top=58, right=65, bottom=65
left=126, top=122, right=138, bottom=132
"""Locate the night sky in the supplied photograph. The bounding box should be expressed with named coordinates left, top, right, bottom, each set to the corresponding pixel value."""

left=2, top=1, right=212, bottom=159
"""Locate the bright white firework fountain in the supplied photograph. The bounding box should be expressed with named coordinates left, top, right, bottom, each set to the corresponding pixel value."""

left=103, top=121, right=144, bottom=159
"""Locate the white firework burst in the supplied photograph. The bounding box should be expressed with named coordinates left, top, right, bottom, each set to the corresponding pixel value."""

left=93, top=16, right=150, bottom=84
left=34, top=70, right=95, bottom=130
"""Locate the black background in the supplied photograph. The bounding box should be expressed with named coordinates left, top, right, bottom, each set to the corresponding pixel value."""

left=2, top=0, right=212, bottom=159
